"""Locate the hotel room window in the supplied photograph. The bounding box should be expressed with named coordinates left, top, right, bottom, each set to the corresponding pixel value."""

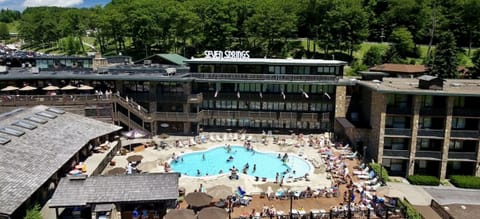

left=451, top=118, right=466, bottom=129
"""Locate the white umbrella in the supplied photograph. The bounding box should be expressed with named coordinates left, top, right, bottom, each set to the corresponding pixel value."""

left=19, top=85, right=37, bottom=91
left=1, top=85, right=19, bottom=91
left=42, top=85, right=60, bottom=91
left=60, top=85, right=77, bottom=90
left=78, top=85, right=94, bottom=90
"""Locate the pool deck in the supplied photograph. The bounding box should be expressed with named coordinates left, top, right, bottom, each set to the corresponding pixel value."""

left=105, top=132, right=333, bottom=195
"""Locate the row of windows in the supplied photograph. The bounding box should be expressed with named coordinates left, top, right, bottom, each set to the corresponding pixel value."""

left=386, top=116, right=474, bottom=129
left=37, top=59, right=93, bottom=69
left=384, top=137, right=477, bottom=152
left=201, top=100, right=333, bottom=112
left=198, top=64, right=339, bottom=75
left=237, top=83, right=334, bottom=93
left=387, top=95, right=477, bottom=109
left=202, top=118, right=330, bottom=130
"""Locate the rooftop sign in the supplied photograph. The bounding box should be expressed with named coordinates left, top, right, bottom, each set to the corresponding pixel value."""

left=204, top=50, right=250, bottom=59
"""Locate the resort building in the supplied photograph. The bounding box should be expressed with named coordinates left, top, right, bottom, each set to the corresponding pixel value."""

left=0, top=105, right=121, bottom=219
left=342, top=75, right=480, bottom=179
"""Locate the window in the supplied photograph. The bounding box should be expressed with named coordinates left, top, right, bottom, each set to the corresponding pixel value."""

left=420, top=96, right=433, bottom=107
left=449, top=140, right=463, bottom=151
left=417, top=139, right=430, bottom=149
left=269, top=66, right=286, bottom=74
left=419, top=160, right=427, bottom=168
left=386, top=116, right=407, bottom=128
left=384, top=138, right=407, bottom=150
left=452, top=118, right=466, bottom=129
left=452, top=161, right=461, bottom=170
left=454, top=97, right=465, bottom=107
left=387, top=94, right=409, bottom=108
left=419, top=117, right=432, bottom=129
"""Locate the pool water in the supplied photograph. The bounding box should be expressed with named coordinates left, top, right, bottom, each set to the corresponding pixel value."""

left=170, top=146, right=311, bottom=180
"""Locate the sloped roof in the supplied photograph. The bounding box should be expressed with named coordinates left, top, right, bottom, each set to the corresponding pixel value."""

left=0, top=106, right=121, bottom=216
left=49, top=173, right=179, bottom=208
left=135, top=54, right=188, bottom=65
left=369, top=63, right=428, bottom=74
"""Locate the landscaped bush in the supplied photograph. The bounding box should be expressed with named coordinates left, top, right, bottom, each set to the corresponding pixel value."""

left=450, top=175, right=480, bottom=189
left=407, top=175, right=440, bottom=186
left=398, top=199, right=422, bottom=219
left=370, top=163, right=389, bottom=183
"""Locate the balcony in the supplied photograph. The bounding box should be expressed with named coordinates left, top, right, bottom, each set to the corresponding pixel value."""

left=188, top=73, right=338, bottom=82
left=415, top=151, right=442, bottom=160
left=384, top=128, right=412, bottom=136
left=417, top=129, right=444, bottom=138
left=450, top=130, right=479, bottom=139
left=386, top=106, right=412, bottom=115
left=201, top=110, right=277, bottom=120
left=419, top=107, right=446, bottom=116
left=453, top=108, right=480, bottom=117
left=153, top=112, right=200, bottom=122
left=448, top=152, right=477, bottom=161
left=383, top=150, right=410, bottom=159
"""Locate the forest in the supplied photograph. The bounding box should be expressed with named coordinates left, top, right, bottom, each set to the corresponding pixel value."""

left=1, top=0, right=480, bottom=78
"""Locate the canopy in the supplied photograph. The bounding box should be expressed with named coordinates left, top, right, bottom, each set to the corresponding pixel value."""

left=197, top=207, right=227, bottom=219
left=207, top=185, right=233, bottom=200
left=106, top=167, right=126, bottom=176
left=78, top=85, right=94, bottom=90
left=19, top=85, right=37, bottom=91
left=122, top=129, right=149, bottom=139
left=61, top=85, right=78, bottom=90
left=43, top=85, right=60, bottom=91
left=185, top=192, right=213, bottom=208
left=126, top=155, right=144, bottom=163
left=1, top=85, right=19, bottom=91
left=164, top=209, right=195, bottom=219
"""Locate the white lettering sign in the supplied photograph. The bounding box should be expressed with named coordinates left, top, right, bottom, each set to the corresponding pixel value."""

left=204, top=50, right=250, bottom=59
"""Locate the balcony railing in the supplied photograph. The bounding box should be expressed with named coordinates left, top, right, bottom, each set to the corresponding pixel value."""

left=0, top=94, right=112, bottom=106
left=415, top=151, right=442, bottom=160
left=447, top=152, right=477, bottom=161
left=153, top=112, right=200, bottom=122
left=383, top=150, right=410, bottom=158
left=384, top=128, right=412, bottom=136
left=417, top=129, right=444, bottom=138
left=450, top=130, right=479, bottom=139
left=188, top=73, right=338, bottom=82
left=453, top=108, right=480, bottom=117
left=419, top=107, right=446, bottom=116
left=386, top=106, right=412, bottom=115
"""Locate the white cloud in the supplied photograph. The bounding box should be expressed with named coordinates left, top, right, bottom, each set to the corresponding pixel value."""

left=23, top=0, right=84, bottom=8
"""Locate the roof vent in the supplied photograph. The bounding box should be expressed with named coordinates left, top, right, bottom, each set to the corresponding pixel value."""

left=12, top=120, right=37, bottom=130
left=25, top=116, right=48, bottom=124
left=418, top=75, right=444, bottom=90
left=0, top=136, right=10, bottom=145
left=36, top=111, right=57, bottom=119
left=46, top=107, right=65, bottom=114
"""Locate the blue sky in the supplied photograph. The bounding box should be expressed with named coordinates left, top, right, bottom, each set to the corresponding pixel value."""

left=0, top=0, right=111, bottom=11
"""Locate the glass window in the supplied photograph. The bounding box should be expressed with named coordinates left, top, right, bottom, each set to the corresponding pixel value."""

left=452, top=118, right=466, bottom=129
left=421, top=96, right=433, bottom=107
left=419, top=117, right=432, bottom=129
left=449, top=140, right=463, bottom=151
left=454, top=97, right=465, bottom=107
left=419, top=160, right=427, bottom=168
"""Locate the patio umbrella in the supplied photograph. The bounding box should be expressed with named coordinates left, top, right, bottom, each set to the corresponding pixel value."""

left=164, top=209, right=195, bottom=219
left=19, top=85, right=37, bottom=91
left=61, top=85, right=77, bottom=90
left=78, top=85, right=94, bottom=90
left=136, top=161, right=157, bottom=172
left=185, top=192, right=213, bottom=208
left=126, top=155, right=144, bottom=163
left=1, top=85, right=19, bottom=91
left=197, top=207, right=227, bottom=219
left=159, top=133, right=169, bottom=139
left=42, top=85, right=60, bottom=91
left=106, top=167, right=126, bottom=175
left=122, top=129, right=148, bottom=139
left=207, top=185, right=233, bottom=200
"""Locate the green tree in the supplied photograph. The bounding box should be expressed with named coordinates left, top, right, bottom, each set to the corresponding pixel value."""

left=430, top=31, right=458, bottom=79
left=461, top=0, right=480, bottom=55
left=363, top=45, right=386, bottom=67
left=470, top=50, right=480, bottom=79
left=24, top=204, right=42, bottom=219
left=383, top=0, right=430, bottom=43
left=0, top=22, right=9, bottom=40
left=382, top=46, right=403, bottom=64
left=390, top=27, right=415, bottom=58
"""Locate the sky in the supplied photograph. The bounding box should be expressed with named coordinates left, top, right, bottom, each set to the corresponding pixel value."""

left=0, top=0, right=111, bottom=11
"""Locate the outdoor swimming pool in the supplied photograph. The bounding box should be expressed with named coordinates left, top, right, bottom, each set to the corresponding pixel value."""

left=170, top=146, right=311, bottom=180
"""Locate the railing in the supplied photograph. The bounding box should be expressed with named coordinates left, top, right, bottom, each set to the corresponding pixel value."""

left=450, top=130, right=479, bottom=139
left=386, top=106, right=412, bottom=115
left=417, top=129, right=444, bottom=138
left=201, top=110, right=278, bottom=120
left=383, top=150, right=410, bottom=158
left=0, top=94, right=112, bottom=106
left=384, top=128, right=412, bottom=136
left=453, top=108, right=480, bottom=117
left=153, top=112, right=200, bottom=122
left=447, top=151, right=477, bottom=160
left=415, top=151, right=442, bottom=160
left=117, top=111, right=149, bottom=132
left=419, top=107, right=446, bottom=116
left=188, top=73, right=338, bottom=82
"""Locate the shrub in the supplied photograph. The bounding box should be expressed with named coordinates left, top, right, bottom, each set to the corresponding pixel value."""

left=450, top=175, right=480, bottom=189
left=407, top=175, right=440, bottom=186
left=398, top=199, right=422, bottom=219
left=370, top=163, right=389, bottom=183
left=24, top=204, right=42, bottom=219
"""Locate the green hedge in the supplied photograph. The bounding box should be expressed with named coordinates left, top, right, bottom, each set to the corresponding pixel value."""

left=370, top=163, right=389, bottom=183
left=398, top=199, right=422, bottom=219
left=450, top=175, right=480, bottom=189
left=407, top=175, right=440, bottom=186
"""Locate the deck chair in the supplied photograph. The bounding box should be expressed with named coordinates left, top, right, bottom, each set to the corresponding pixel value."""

left=344, top=151, right=358, bottom=160
left=233, top=133, right=238, bottom=141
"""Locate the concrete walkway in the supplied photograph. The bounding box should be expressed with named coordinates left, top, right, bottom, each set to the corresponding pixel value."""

left=386, top=182, right=434, bottom=206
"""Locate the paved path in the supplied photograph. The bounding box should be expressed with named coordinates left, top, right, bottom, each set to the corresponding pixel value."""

left=423, top=186, right=480, bottom=205
left=386, top=182, right=433, bottom=206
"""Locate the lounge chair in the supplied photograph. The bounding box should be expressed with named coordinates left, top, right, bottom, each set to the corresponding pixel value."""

left=344, top=151, right=358, bottom=160
left=353, top=167, right=370, bottom=175
left=216, top=135, right=223, bottom=142
left=233, top=133, right=238, bottom=141
left=240, top=134, right=246, bottom=141
left=209, top=135, right=216, bottom=142
left=223, top=133, right=229, bottom=141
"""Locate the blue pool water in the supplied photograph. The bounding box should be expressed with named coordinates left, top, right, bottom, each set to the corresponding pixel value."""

left=170, top=146, right=311, bottom=180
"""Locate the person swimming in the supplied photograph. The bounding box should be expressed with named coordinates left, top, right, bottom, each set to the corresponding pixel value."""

left=227, top=155, right=234, bottom=162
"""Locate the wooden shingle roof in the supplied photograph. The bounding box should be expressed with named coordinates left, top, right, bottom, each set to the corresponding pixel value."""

left=0, top=105, right=121, bottom=215
left=49, top=173, right=180, bottom=208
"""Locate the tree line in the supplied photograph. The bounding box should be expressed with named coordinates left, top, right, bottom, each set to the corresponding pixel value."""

left=1, top=0, right=480, bottom=78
